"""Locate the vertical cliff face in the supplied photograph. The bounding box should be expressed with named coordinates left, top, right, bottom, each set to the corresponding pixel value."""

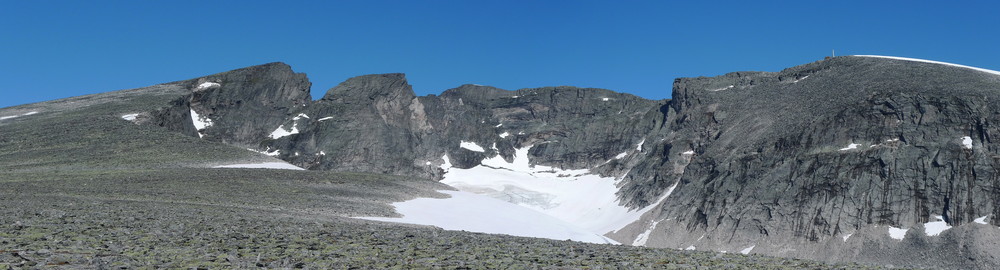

left=626, top=56, right=1000, bottom=268
left=261, top=75, right=665, bottom=181
left=148, top=62, right=312, bottom=147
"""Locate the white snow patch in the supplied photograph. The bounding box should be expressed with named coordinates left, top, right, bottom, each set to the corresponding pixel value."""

left=710, top=85, right=734, bottom=91
left=631, top=220, right=660, bottom=246
left=685, top=245, right=696, bottom=250
left=512, top=95, right=519, bottom=98
left=886, top=138, right=900, bottom=142
left=495, top=123, right=502, bottom=128
left=189, top=109, right=213, bottom=138
left=682, top=150, right=694, bottom=155
left=740, top=245, right=755, bottom=254
left=601, top=97, right=610, bottom=101
left=195, top=82, right=221, bottom=91
left=269, top=114, right=309, bottom=139
left=924, top=215, right=951, bottom=236
left=214, top=162, right=304, bottom=170
left=842, top=233, right=852, bottom=242
left=499, top=132, right=510, bottom=138
left=121, top=113, right=139, bottom=121
left=439, top=154, right=452, bottom=171
left=636, top=138, right=645, bottom=152
left=887, top=227, right=908, bottom=240
left=1, top=111, right=40, bottom=121
left=444, top=145, right=680, bottom=235
left=839, top=143, right=860, bottom=151
left=614, top=152, right=628, bottom=160
left=425, top=161, right=432, bottom=166
left=793, top=75, right=809, bottom=83
left=318, top=116, right=335, bottom=121
left=855, top=55, right=1000, bottom=77
left=460, top=141, right=486, bottom=152
left=269, top=124, right=299, bottom=139
left=962, top=136, right=973, bottom=149
left=357, top=190, right=617, bottom=244
left=319, top=151, right=326, bottom=156
left=248, top=147, right=282, bottom=157
left=975, top=215, right=990, bottom=224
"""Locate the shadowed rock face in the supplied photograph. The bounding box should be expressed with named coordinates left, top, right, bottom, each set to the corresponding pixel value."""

left=128, top=56, right=1000, bottom=268
left=149, top=62, right=312, bottom=147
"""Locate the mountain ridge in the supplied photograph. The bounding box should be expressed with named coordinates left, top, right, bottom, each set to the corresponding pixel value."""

left=4, top=55, right=1000, bottom=268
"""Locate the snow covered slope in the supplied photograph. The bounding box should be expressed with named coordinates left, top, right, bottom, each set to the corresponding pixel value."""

left=359, top=145, right=678, bottom=244
left=357, top=190, right=617, bottom=244
left=442, top=146, right=672, bottom=235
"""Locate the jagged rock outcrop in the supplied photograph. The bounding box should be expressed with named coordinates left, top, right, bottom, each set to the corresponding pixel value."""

left=264, top=75, right=664, bottom=181
left=149, top=62, right=312, bottom=147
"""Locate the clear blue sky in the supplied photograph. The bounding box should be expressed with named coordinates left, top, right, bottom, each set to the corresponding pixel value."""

left=2, top=1, right=998, bottom=108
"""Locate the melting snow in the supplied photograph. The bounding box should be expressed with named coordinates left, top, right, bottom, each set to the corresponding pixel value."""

left=214, top=162, right=304, bottom=170
left=499, top=132, right=510, bottom=138
left=269, top=124, right=299, bottom=139
left=975, top=215, right=990, bottom=224
left=357, top=190, right=617, bottom=244
left=195, top=82, right=221, bottom=91
left=460, top=141, right=486, bottom=152
left=632, top=220, right=660, bottom=246
left=443, top=145, right=681, bottom=235
left=839, top=143, right=860, bottom=151
left=121, top=113, right=139, bottom=121
left=842, top=233, right=852, bottom=242
left=636, top=139, right=645, bottom=152
left=318, top=116, right=334, bottom=121
left=855, top=55, right=1000, bottom=77
left=269, top=114, right=309, bottom=139
left=740, top=245, right=755, bottom=254
left=190, top=109, right=213, bottom=138
left=924, top=215, right=951, bottom=236
left=887, top=227, right=908, bottom=240
left=614, top=152, right=628, bottom=160
left=962, top=136, right=973, bottom=149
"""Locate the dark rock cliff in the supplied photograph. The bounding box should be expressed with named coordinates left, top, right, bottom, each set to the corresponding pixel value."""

left=149, top=62, right=312, bottom=147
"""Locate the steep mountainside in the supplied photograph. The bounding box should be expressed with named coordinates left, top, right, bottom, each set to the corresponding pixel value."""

left=7, top=55, right=999, bottom=268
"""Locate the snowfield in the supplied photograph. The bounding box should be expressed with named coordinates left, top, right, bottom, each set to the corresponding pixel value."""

left=357, top=190, right=617, bottom=244
left=361, top=144, right=681, bottom=245
left=213, top=162, right=304, bottom=170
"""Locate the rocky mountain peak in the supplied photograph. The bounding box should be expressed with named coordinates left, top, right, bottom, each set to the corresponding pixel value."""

left=321, top=73, right=415, bottom=102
